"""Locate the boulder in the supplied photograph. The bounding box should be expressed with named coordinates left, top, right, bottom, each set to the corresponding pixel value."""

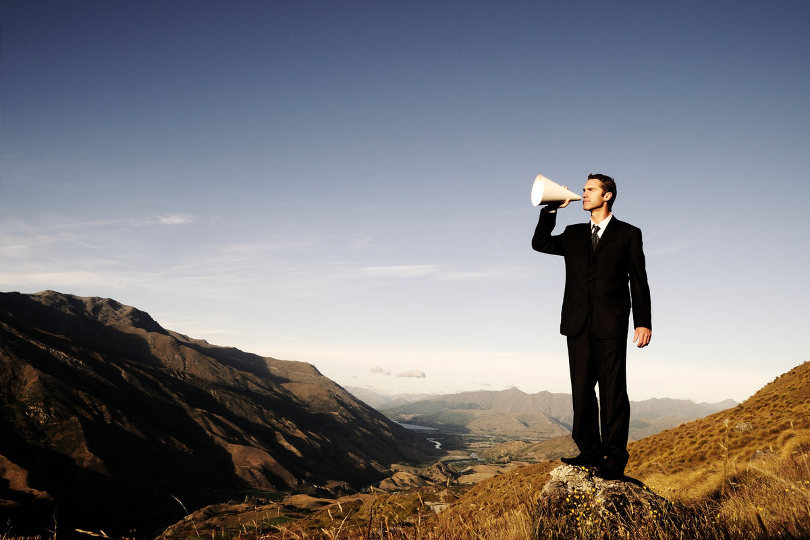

left=537, top=465, right=675, bottom=537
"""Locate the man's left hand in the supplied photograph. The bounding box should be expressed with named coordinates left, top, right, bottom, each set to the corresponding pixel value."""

left=633, top=327, right=652, bottom=348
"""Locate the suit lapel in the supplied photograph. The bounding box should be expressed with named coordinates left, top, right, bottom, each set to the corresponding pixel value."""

left=594, top=218, right=620, bottom=255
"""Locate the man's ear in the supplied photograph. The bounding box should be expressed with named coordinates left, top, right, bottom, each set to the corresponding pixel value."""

left=603, top=191, right=613, bottom=202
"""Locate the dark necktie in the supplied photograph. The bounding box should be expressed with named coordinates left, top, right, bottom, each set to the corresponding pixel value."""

left=591, top=225, right=600, bottom=251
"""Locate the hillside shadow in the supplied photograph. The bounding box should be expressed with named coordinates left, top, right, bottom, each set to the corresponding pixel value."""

left=173, top=339, right=281, bottom=381
left=0, top=296, right=270, bottom=535
left=0, top=293, right=422, bottom=534
left=0, top=292, right=166, bottom=368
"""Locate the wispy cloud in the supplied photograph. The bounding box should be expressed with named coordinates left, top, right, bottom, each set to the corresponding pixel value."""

left=357, top=265, right=441, bottom=278
left=0, top=269, right=143, bottom=291
left=153, top=214, right=194, bottom=226
left=397, top=370, right=426, bottom=378
left=0, top=242, right=31, bottom=258
left=355, top=264, right=532, bottom=282
left=0, top=213, right=532, bottom=304
left=370, top=367, right=426, bottom=378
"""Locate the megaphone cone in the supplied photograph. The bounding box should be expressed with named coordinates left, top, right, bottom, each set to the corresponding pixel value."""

left=531, top=174, right=582, bottom=206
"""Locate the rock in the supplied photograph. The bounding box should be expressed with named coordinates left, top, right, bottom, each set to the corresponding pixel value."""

left=419, top=461, right=459, bottom=485
left=734, top=422, right=753, bottom=432
left=424, top=502, right=450, bottom=514
left=537, top=465, right=674, bottom=535
left=373, top=461, right=460, bottom=492
left=376, top=471, right=425, bottom=491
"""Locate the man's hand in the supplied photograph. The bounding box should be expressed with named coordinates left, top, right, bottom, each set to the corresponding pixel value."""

left=633, top=327, right=651, bottom=348
left=545, top=187, right=572, bottom=209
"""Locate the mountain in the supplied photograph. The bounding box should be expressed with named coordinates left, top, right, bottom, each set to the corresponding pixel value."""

left=380, top=387, right=573, bottom=440
left=379, top=387, right=734, bottom=441
left=0, top=291, right=429, bottom=536
left=343, top=386, right=439, bottom=410
left=630, top=397, right=738, bottom=418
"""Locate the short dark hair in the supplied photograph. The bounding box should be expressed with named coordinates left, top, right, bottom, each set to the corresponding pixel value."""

left=588, top=173, right=616, bottom=210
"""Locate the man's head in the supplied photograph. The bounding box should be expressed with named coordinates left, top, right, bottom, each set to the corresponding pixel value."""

left=583, top=173, right=616, bottom=211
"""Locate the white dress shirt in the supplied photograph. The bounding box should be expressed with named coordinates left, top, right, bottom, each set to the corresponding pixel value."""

left=590, top=213, right=613, bottom=239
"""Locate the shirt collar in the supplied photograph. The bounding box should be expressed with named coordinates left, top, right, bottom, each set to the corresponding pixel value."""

left=590, top=213, right=613, bottom=236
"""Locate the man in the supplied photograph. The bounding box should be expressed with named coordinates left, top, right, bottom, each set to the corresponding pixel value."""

left=532, top=173, right=651, bottom=480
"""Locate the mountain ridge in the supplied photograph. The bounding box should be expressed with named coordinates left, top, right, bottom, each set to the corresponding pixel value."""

left=372, top=385, right=735, bottom=442
left=0, top=290, right=430, bottom=535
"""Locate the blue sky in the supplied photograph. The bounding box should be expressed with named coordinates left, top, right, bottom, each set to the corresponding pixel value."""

left=2, top=0, right=808, bottom=403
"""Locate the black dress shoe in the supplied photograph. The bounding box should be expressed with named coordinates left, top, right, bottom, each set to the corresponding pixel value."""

left=598, top=464, right=625, bottom=480
left=599, top=455, right=627, bottom=480
left=560, top=454, right=601, bottom=467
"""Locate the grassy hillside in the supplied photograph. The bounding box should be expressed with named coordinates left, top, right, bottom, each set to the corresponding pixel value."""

left=627, top=361, right=810, bottom=501
left=224, top=361, right=810, bottom=539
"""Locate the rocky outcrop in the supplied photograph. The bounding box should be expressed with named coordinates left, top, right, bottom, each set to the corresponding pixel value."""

left=537, top=465, right=673, bottom=537
left=374, top=461, right=459, bottom=491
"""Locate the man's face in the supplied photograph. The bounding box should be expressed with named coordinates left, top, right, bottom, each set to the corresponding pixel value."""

left=582, top=179, right=609, bottom=211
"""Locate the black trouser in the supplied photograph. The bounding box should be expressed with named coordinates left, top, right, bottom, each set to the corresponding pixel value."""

left=566, top=322, right=630, bottom=470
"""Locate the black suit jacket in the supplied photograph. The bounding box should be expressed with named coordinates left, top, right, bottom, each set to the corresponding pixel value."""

left=532, top=209, right=652, bottom=339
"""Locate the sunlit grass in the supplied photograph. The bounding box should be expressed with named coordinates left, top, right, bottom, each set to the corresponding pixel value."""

left=224, top=415, right=810, bottom=539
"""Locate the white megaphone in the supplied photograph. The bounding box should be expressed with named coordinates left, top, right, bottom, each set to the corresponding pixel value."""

left=531, top=174, right=582, bottom=206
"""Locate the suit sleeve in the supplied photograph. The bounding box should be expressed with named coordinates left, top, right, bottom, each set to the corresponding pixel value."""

left=629, top=228, right=652, bottom=330
left=532, top=208, right=565, bottom=256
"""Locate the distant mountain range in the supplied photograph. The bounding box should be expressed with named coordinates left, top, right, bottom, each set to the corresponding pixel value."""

left=347, top=386, right=736, bottom=442
left=0, top=291, right=430, bottom=536
left=344, top=387, right=438, bottom=410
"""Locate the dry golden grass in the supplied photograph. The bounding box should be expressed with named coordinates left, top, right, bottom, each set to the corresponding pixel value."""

left=238, top=362, right=810, bottom=539
left=246, top=448, right=807, bottom=540
left=627, top=361, right=810, bottom=501
left=713, top=437, right=810, bottom=538
left=429, top=463, right=555, bottom=539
